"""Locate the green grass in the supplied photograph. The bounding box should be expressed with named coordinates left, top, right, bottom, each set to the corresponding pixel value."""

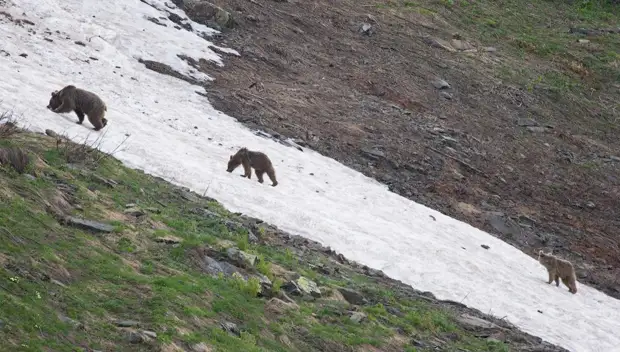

left=0, top=131, right=510, bottom=351
left=378, top=0, right=619, bottom=132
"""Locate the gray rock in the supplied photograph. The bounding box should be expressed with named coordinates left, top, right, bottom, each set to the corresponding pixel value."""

left=114, top=320, right=140, bottom=327
left=517, top=118, right=538, bottom=127
left=142, top=330, right=157, bottom=339
left=45, top=129, right=60, bottom=138
left=224, top=220, right=243, bottom=232
left=24, top=174, right=36, bottom=181
left=128, top=331, right=144, bottom=344
left=586, top=201, right=596, bottom=209
left=440, top=91, right=453, bottom=100
left=455, top=314, right=500, bottom=330
left=220, top=321, right=240, bottom=337
left=124, top=207, right=146, bottom=217
left=190, top=207, right=220, bottom=218
left=226, top=247, right=257, bottom=268
left=359, top=23, right=373, bottom=35
left=337, top=288, right=368, bottom=305
left=183, top=0, right=235, bottom=30
left=179, top=189, right=200, bottom=202
left=282, top=277, right=321, bottom=298
left=248, top=230, right=259, bottom=243
left=199, top=255, right=228, bottom=276
left=441, top=135, right=458, bottom=147
left=487, top=213, right=521, bottom=238
left=65, top=217, right=114, bottom=233
left=432, top=79, right=451, bottom=90
left=481, top=244, right=490, bottom=250
left=526, top=126, right=549, bottom=133
left=349, top=311, right=367, bottom=324
left=361, top=147, right=385, bottom=159
left=256, top=273, right=273, bottom=297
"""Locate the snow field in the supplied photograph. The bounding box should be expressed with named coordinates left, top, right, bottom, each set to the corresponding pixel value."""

left=0, top=1, right=619, bottom=351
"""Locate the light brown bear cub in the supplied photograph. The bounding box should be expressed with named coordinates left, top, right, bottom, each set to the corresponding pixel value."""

left=538, top=250, right=578, bottom=294
left=226, top=147, right=278, bottom=187
left=47, top=85, right=108, bottom=131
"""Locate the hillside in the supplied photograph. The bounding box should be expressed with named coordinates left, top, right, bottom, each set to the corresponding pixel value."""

left=200, top=0, right=620, bottom=299
left=0, top=127, right=568, bottom=351
left=0, top=0, right=619, bottom=351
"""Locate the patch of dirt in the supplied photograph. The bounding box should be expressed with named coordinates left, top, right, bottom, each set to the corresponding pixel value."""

left=184, top=1, right=619, bottom=298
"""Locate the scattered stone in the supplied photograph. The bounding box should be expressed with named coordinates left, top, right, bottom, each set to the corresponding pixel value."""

left=441, top=135, right=458, bottom=147
left=114, top=320, right=140, bottom=327
left=19, top=53, right=27, bottom=58
left=45, top=129, right=60, bottom=138
left=349, top=311, right=367, bottom=324
left=179, top=189, right=200, bottom=202
left=270, top=264, right=299, bottom=281
left=481, top=244, right=490, bottom=250
left=265, top=297, right=299, bottom=316
left=451, top=38, right=475, bottom=51
left=282, top=276, right=321, bottom=297
left=64, top=217, right=114, bottom=233
left=517, top=118, right=538, bottom=127
left=487, top=213, right=521, bottom=238
left=24, top=174, right=35, bottom=181
left=220, top=321, right=240, bottom=337
left=455, top=314, right=500, bottom=330
left=432, top=79, right=451, bottom=90
left=124, top=207, right=146, bottom=217
left=142, top=330, right=157, bottom=339
left=74, top=40, right=86, bottom=46
left=168, top=13, right=192, bottom=31
left=127, top=330, right=155, bottom=344
left=361, top=147, right=385, bottom=159
left=440, top=91, right=453, bottom=100
left=586, top=201, right=596, bottom=209
left=484, top=47, right=497, bottom=52
left=154, top=236, right=182, bottom=244
left=526, top=126, right=549, bottom=133
left=411, top=339, right=426, bottom=347
left=190, top=207, right=220, bottom=218
left=577, top=39, right=590, bottom=44
left=422, top=36, right=456, bottom=52
left=226, top=247, right=257, bottom=268
left=337, top=287, right=368, bottom=305
left=248, top=230, right=259, bottom=243
left=359, top=23, right=373, bottom=35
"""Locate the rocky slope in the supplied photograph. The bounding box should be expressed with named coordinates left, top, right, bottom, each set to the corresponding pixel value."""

left=0, top=124, right=568, bottom=351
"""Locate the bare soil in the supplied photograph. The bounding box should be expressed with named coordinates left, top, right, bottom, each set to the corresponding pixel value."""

left=186, top=0, right=620, bottom=298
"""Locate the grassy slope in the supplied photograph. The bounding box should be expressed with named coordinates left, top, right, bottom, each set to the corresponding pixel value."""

left=0, top=129, right=513, bottom=352
left=389, top=0, right=619, bottom=128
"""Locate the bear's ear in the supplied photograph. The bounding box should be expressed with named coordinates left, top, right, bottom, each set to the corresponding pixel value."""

left=51, top=90, right=58, bottom=96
